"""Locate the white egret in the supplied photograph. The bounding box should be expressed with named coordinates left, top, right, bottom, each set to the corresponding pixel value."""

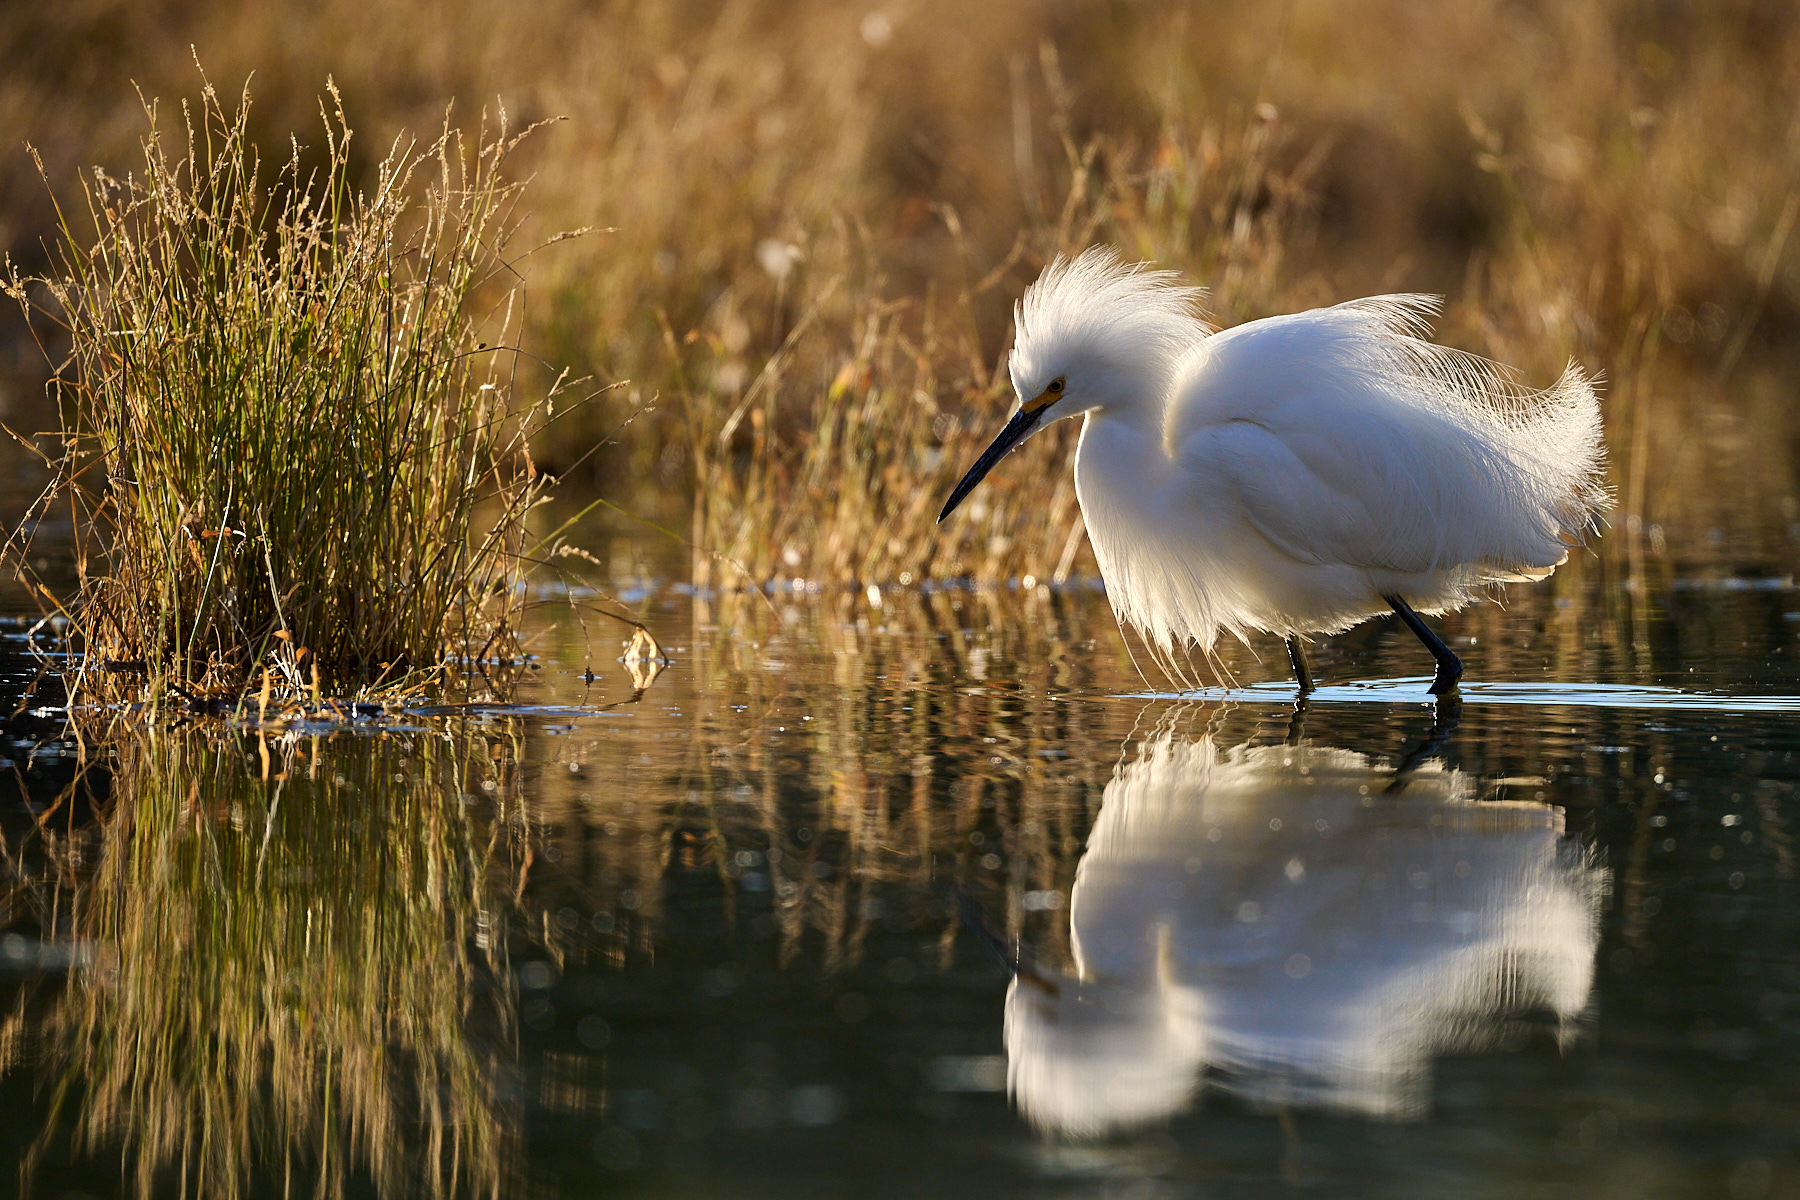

left=939, top=249, right=1609, bottom=693
left=1002, top=732, right=1604, bottom=1134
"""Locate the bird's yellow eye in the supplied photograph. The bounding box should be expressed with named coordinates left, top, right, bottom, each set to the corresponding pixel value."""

left=1025, top=377, right=1066, bottom=413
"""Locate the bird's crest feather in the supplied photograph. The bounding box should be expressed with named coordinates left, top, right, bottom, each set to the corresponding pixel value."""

left=1010, top=247, right=1212, bottom=393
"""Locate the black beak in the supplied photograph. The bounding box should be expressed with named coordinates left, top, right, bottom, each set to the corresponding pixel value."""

left=937, top=407, right=1042, bottom=523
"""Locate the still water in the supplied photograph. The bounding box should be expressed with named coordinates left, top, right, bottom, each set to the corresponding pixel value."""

left=1, top=578, right=1796, bottom=1197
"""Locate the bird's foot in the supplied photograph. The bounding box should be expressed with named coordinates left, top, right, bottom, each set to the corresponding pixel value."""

left=1427, top=663, right=1463, bottom=696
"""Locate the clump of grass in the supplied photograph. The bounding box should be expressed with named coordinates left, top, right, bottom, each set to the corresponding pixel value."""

left=5, top=75, right=560, bottom=696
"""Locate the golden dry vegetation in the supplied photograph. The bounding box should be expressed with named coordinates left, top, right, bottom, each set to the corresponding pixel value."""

left=4, top=0, right=1799, bottom=591
left=4, top=8, right=1798, bottom=1192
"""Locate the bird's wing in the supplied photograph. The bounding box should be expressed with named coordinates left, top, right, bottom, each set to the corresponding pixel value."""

left=1169, top=300, right=1599, bottom=578
left=1185, top=417, right=1462, bottom=575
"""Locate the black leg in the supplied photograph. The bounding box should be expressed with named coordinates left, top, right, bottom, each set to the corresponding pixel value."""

left=1383, top=595, right=1463, bottom=694
left=1285, top=635, right=1316, bottom=693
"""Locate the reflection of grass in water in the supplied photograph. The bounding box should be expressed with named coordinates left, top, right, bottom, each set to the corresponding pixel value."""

left=519, top=578, right=1757, bottom=982
left=523, top=588, right=1151, bottom=977
left=7, top=724, right=520, bottom=1199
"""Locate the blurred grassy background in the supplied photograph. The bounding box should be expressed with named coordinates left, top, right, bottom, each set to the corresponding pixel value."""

left=4, top=0, right=1799, bottom=589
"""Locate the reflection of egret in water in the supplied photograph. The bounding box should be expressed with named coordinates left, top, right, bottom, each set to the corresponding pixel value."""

left=1, top=725, right=518, bottom=1198
left=1004, top=730, right=1605, bottom=1136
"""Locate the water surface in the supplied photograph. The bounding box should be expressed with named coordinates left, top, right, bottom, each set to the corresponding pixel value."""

left=1, top=581, right=1796, bottom=1197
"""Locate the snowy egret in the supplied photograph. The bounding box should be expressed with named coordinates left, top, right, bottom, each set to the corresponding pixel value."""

left=1002, top=731, right=1602, bottom=1134
left=939, top=249, right=1609, bottom=693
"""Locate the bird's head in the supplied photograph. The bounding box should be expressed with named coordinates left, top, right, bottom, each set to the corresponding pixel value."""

left=938, top=247, right=1207, bottom=524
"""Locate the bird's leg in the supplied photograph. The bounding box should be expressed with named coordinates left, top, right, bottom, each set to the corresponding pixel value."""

left=1284, top=636, right=1314, bottom=745
left=1383, top=595, right=1463, bottom=694
left=1285, top=635, right=1316, bottom=694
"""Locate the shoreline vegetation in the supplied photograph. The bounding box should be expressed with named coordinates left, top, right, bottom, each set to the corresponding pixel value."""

left=4, top=77, right=583, bottom=703
left=3, top=3, right=1798, bottom=698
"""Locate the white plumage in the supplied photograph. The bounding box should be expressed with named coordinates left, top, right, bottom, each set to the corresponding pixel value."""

left=1003, top=732, right=1604, bottom=1135
left=941, top=248, right=1610, bottom=691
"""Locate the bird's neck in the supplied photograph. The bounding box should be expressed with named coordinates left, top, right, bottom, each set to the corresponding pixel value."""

left=1082, top=354, right=1181, bottom=444
left=1084, top=357, right=1182, bottom=459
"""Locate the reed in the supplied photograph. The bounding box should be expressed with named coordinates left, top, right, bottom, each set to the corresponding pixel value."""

left=4, top=75, right=560, bottom=696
